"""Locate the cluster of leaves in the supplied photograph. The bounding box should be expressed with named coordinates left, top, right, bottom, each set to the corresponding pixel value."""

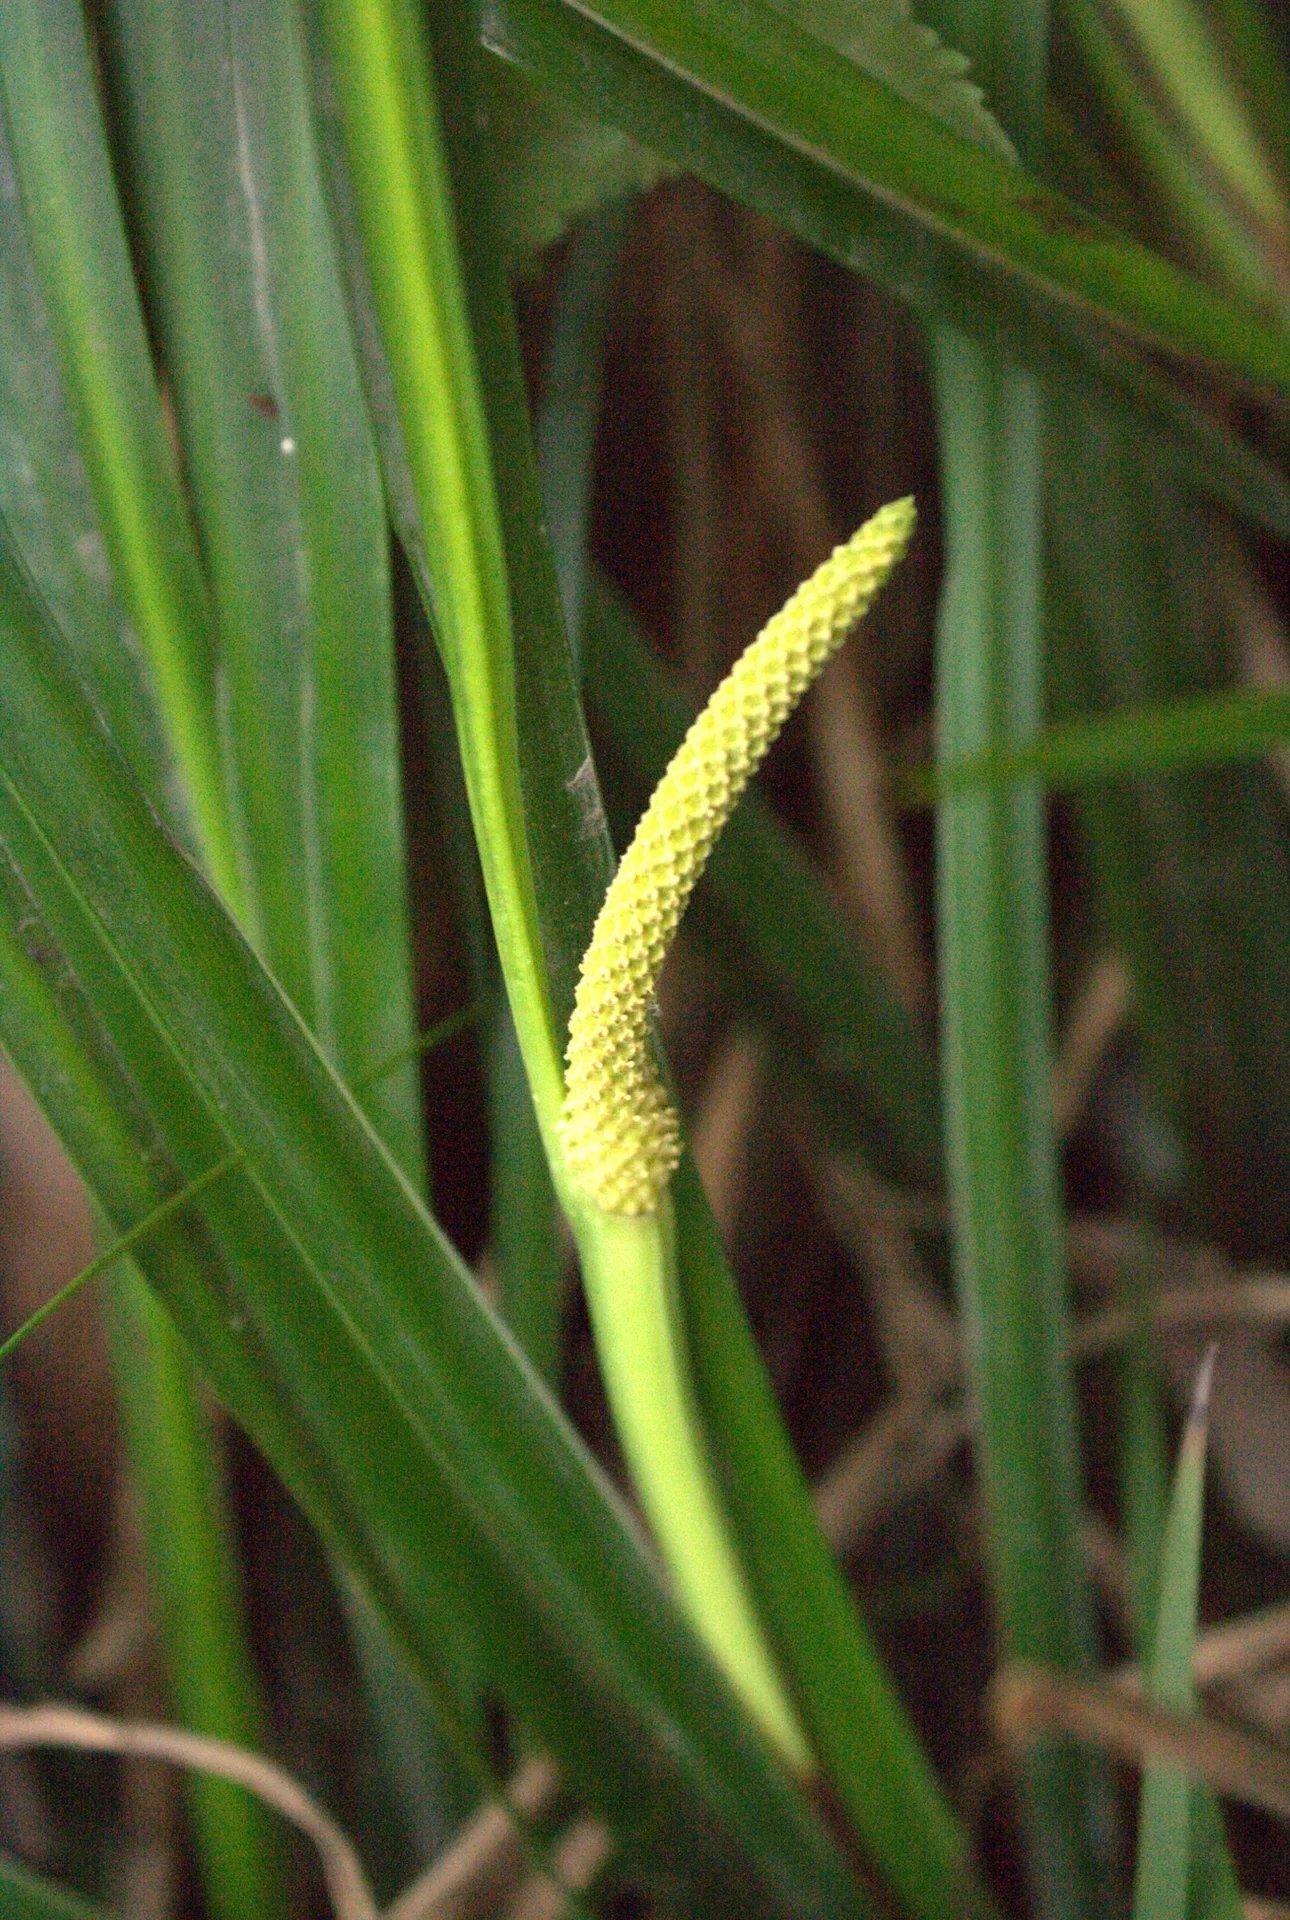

left=0, top=0, right=1288, bottom=1917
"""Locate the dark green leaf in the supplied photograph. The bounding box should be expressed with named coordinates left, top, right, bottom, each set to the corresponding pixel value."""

left=100, top=0, right=424, bottom=1179
left=0, top=1857, right=111, bottom=1920
left=520, top=0, right=1290, bottom=386
left=1048, top=401, right=1290, bottom=1265
left=481, top=0, right=1290, bottom=540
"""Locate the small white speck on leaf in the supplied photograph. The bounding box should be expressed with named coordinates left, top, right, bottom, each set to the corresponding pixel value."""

left=565, top=754, right=608, bottom=841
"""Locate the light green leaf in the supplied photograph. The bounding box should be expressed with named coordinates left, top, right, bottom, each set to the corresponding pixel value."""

left=480, top=0, right=1290, bottom=540
left=772, top=0, right=1015, bottom=159
left=1132, top=1349, right=1241, bottom=1920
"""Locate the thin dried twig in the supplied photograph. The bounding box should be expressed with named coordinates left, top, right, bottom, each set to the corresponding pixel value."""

left=503, top=1814, right=614, bottom=1920
left=1073, top=1277, right=1290, bottom=1357
left=690, top=1027, right=763, bottom=1246
left=0, top=1702, right=378, bottom=1920
left=386, top=1754, right=567, bottom=1920
left=812, top=1155, right=958, bottom=1392
left=814, top=1399, right=967, bottom=1555
left=1052, top=951, right=1132, bottom=1141
left=808, top=1148, right=966, bottom=1547
left=990, top=1661, right=1290, bottom=1826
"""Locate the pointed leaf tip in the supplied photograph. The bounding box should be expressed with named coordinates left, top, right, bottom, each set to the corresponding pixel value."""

left=1187, top=1342, right=1218, bottom=1432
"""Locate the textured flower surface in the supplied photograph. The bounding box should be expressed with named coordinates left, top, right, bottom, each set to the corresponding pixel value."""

left=559, top=495, right=917, bottom=1214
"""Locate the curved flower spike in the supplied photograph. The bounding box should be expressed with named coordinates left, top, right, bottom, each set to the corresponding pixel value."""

left=559, top=495, right=917, bottom=1214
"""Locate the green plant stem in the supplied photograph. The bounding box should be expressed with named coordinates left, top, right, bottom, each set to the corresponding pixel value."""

left=317, top=0, right=812, bottom=1788
left=571, top=1192, right=809, bottom=1769
left=929, top=0, right=1109, bottom=1903
left=932, top=326, right=1103, bottom=1920
left=673, top=1160, right=1002, bottom=1920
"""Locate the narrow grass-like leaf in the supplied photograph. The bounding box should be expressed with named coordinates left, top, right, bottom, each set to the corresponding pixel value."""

left=495, top=0, right=1290, bottom=392
left=673, top=1158, right=1001, bottom=1920
left=0, top=518, right=870, bottom=1920
left=0, top=0, right=230, bottom=891
left=99, top=0, right=423, bottom=1177
left=932, top=87, right=1100, bottom=1914
left=1107, top=0, right=1290, bottom=297
left=1064, top=0, right=1282, bottom=323
left=0, top=18, right=298, bottom=1916
left=1120, top=1336, right=1171, bottom=1655
left=109, top=1270, right=282, bottom=1920
left=1210, top=0, right=1290, bottom=196
left=1131, top=1349, right=1226, bottom=1920
left=481, top=0, right=1290, bottom=541
left=22, top=0, right=435, bottom=1892
left=311, top=0, right=570, bottom=1141
left=933, top=327, right=1103, bottom=1919
left=904, top=683, right=1290, bottom=803
left=0, top=1155, right=242, bottom=1368
left=106, top=1, right=439, bottom=1849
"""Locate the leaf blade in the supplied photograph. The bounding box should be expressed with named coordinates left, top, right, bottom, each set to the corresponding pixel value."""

left=481, top=0, right=1290, bottom=540
left=525, top=0, right=1290, bottom=390
left=0, top=512, right=870, bottom=1920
